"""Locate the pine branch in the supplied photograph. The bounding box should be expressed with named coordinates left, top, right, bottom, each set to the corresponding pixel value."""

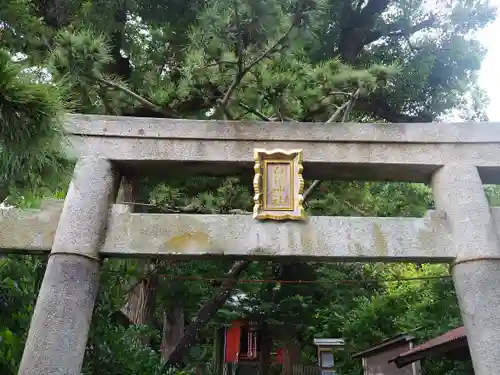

left=324, top=88, right=361, bottom=124
left=306, top=88, right=361, bottom=198
left=244, top=24, right=295, bottom=74
left=218, top=19, right=296, bottom=116
left=238, top=101, right=273, bottom=121
left=341, top=199, right=370, bottom=216
left=119, top=201, right=252, bottom=215
left=90, top=75, right=177, bottom=117
left=303, top=180, right=321, bottom=201
left=342, top=89, right=361, bottom=122
left=218, top=0, right=246, bottom=117
left=324, top=101, right=351, bottom=124
left=360, top=0, right=391, bottom=19
left=364, top=15, right=436, bottom=46
left=356, top=95, right=433, bottom=122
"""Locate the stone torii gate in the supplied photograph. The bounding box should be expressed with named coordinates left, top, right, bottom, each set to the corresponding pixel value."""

left=3, top=114, right=500, bottom=375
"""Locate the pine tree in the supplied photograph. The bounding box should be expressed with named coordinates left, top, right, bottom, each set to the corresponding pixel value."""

left=0, top=49, right=71, bottom=204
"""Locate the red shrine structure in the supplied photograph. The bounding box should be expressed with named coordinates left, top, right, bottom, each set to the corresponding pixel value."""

left=211, top=319, right=344, bottom=375
left=223, top=320, right=284, bottom=364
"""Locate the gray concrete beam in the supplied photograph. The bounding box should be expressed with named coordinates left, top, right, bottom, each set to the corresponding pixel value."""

left=64, top=115, right=500, bottom=183
left=0, top=200, right=459, bottom=262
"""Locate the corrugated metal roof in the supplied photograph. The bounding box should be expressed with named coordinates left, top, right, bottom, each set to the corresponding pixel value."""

left=390, top=326, right=466, bottom=368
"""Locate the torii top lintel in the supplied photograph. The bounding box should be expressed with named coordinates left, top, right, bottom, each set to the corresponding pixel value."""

left=64, top=114, right=500, bottom=183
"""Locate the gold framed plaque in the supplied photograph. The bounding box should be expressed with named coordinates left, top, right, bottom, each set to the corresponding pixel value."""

left=253, top=149, right=305, bottom=221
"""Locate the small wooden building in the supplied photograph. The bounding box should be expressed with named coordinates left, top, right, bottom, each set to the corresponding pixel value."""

left=313, top=338, right=345, bottom=375
left=389, top=326, right=469, bottom=368
left=352, top=333, right=422, bottom=375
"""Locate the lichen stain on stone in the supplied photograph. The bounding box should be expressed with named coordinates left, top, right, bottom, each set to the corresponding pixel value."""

left=416, top=216, right=449, bottom=256
left=165, top=232, right=210, bottom=251
left=45, top=230, right=57, bottom=245
left=230, top=120, right=248, bottom=137
left=346, top=222, right=363, bottom=256
left=429, top=213, right=447, bottom=231
left=350, top=241, right=364, bottom=256
left=372, top=222, right=388, bottom=256
left=297, top=222, right=319, bottom=256
left=415, top=228, right=435, bottom=255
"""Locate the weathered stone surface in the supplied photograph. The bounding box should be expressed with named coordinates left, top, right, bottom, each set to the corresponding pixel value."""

left=432, top=163, right=500, bottom=375
left=50, top=156, right=117, bottom=259
left=0, top=200, right=462, bottom=261
left=65, top=114, right=500, bottom=143
left=102, top=206, right=454, bottom=261
left=18, top=254, right=100, bottom=375
left=63, top=114, right=500, bottom=183
left=10, top=198, right=500, bottom=262
left=18, top=157, right=118, bottom=375
left=0, top=199, right=62, bottom=252
left=432, top=163, right=500, bottom=261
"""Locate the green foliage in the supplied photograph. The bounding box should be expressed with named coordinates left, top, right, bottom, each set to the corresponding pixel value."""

left=0, top=49, right=73, bottom=203
left=85, top=308, right=164, bottom=375
left=0, top=51, right=59, bottom=146
left=307, top=181, right=432, bottom=217
left=0, top=256, right=45, bottom=374
left=149, top=177, right=254, bottom=213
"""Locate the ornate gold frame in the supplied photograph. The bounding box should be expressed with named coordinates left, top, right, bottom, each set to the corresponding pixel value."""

left=253, top=148, right=305, bottom=221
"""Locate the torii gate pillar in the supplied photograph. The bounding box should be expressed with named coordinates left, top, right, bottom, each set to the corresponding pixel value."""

left=17, top=156, right=118, bottom=375
left=432, top=163, right=500, bottom=375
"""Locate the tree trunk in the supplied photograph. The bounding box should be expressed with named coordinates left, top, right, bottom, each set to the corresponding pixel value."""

left=164, top=260, right=250, bottom=366
left=121, top=262, right=158, bottom=342
left=118, top=176, right=159, bottom=343
left=337, top=0, right=391, bottom=63
left=161, top=306, right=185, bottom=360
left=280, top=336, right=301, bottom=375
